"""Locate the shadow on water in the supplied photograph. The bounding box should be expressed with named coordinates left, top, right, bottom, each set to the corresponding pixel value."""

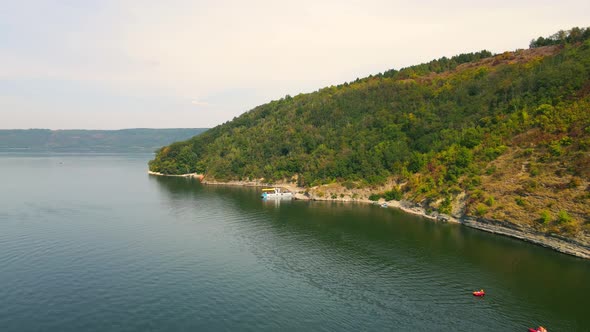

left=150, top=175, right=590, bottom=330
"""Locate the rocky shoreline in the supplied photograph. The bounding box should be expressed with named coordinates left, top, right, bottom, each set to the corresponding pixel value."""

left=460, top=217, right=590, bottom=259
left=148, top=171, right=590, bottom=260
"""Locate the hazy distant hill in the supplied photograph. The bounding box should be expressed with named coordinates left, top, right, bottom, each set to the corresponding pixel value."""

left=0, top=128, right=208, bottom=153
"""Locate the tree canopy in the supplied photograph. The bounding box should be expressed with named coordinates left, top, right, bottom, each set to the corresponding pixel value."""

left=150, top=28, right=590, bottom=236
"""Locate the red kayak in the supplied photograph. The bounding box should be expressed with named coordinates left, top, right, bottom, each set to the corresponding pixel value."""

left=528, top=327, right=547, bottom=332
left=472, top=290, right=485, bottom=297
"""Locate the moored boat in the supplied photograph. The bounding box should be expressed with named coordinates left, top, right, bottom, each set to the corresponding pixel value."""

left=472, top=290, right=485, bottom=297
left=261, top=187, right=293, bottom=199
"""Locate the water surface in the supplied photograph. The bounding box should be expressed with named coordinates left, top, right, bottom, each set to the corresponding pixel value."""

left=0, top=153, right=588, bottom=331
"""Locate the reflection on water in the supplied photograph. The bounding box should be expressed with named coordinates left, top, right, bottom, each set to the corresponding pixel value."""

left=150, top=174, right=590, bottom=331
left=261, top=197, right=294, bottom=208
left=0, top=154, right=588, bottom=332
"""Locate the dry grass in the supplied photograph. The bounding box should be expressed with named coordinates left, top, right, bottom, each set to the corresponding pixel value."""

left=409, top=45, right=562, bottom=85
left=477, top=144, right=590, bottom=238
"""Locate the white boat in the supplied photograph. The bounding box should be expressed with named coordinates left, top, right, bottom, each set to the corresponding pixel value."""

left=261, top=187, right=293, bottom=199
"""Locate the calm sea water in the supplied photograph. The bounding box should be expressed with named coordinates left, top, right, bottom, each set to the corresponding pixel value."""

left=0, top=153, right=588, bottom=331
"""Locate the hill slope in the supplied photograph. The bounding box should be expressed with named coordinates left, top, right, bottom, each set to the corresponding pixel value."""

left=150, top=28, right=590, bottom=242
left=0, top=128, right=208, bottom=153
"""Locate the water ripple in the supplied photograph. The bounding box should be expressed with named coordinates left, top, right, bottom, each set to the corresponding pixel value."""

left=0, top=155, right=588, bottom=331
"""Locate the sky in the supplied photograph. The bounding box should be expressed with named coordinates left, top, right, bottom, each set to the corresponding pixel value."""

left=1, top=0, right=588, bottom=129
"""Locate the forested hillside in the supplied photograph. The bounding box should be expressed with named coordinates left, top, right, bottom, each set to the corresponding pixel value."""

left=0, top=128, right=208, bottom=152
left=150, top=28, right=590, bottom=237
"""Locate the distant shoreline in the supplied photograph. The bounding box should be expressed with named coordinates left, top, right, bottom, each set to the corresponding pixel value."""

left=0, top=128, right=208, bottom=153
left=148, top=171, right=590, bottom=260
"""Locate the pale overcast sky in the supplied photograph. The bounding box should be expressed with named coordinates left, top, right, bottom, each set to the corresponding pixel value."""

left=1, top=0, right=588, bottom=129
